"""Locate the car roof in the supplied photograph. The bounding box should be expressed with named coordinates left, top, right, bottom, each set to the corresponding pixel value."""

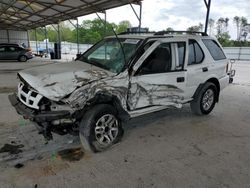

left=0, top=43, right=20, bottom=46
left=106, top=33, right=216, bottom=41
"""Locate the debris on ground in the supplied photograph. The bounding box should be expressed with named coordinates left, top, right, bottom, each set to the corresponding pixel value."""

left=0, top=144, right=24, bottom=155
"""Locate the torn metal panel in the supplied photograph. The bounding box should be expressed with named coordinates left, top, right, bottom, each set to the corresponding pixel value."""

left=18, top=61, right=114, bottom=101
left=128, top=81, right=184, bottom=110
left=67, top=73, right=129, bottom=111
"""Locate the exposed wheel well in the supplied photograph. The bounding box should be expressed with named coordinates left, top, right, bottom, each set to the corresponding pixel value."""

left=193, top=78, right=220, bottom=103
left=207, top=78, right=220, bottom=92
left=85, top=93, right=129, bottom=121
left=206, top=78, right=220, bottom=102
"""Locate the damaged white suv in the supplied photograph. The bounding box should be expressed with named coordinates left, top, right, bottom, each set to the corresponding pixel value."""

left=9, top=31, right=229, bottom=152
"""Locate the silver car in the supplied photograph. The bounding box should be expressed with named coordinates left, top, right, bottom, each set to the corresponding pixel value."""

left=0, top=44, right=33, bottom=62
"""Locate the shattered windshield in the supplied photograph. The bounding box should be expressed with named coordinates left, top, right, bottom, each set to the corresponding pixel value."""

left=79, top=38, right=142, bottom=73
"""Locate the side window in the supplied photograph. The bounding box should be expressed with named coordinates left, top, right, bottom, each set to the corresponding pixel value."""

left=0, top=47, right=5, bottom=52
left=202, top=39, right=226, bottom=60
left=177, top=42, right=186, bottom=69
left=138, top=43, right=172, bottom=74
left=188, top=40, right=204, bottom=65
left=9, top=47, right=16, bottom=52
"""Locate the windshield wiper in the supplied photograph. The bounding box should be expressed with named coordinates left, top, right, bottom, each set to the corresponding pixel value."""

left=80, top=56, right=90, bottom=63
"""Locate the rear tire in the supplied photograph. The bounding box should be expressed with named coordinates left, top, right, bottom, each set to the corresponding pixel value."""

left=18, top=55, right=27, bottom=62
left=190, top=82, right=218, bottom=115
left=79, top=104, right=123, bottom=153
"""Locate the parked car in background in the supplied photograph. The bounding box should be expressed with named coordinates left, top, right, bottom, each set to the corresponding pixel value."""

left=0, top=44, right=33, bottom=62
left=0, top=43, right=20, bottom=47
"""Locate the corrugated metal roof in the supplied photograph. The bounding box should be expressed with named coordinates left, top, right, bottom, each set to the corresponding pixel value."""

left=0, top=0, right=142, bottom=30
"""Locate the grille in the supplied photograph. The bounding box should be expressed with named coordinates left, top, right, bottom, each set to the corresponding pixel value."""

left=17, top=83, right=43, bottom=110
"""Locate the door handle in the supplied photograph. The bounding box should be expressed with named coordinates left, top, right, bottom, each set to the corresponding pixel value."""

left=177, top=77, right=185, bottom=83
left=202, top=67, right=208, bottom=72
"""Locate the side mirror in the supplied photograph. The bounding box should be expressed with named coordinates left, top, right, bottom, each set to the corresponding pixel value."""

left=230, top=59, right=236, bottom=64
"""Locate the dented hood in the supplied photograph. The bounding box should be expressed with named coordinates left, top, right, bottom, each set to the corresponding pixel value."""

left=18, top=61, right=114, bottom=101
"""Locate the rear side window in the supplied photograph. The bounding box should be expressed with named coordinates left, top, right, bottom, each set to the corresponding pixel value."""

left=202, top=39, right=226, bottom=60
left=188, top=40, right=204, bottom=65
left=177, top=42, right=185, bottom=68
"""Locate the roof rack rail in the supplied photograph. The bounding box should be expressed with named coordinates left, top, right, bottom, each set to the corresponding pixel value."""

left=154, top=31, right=208, bottom=36
left=118, top=31, right=156, bottom=35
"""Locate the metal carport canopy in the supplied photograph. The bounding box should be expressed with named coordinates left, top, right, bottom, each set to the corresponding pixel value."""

left=0, top=0, right=142, bottom=30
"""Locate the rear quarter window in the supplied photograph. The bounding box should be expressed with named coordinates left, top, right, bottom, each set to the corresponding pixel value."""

left=202, top=39, right=226, bottom=61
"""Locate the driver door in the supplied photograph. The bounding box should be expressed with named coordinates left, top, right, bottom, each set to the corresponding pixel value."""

left=128, top=39, right=188, bottom=111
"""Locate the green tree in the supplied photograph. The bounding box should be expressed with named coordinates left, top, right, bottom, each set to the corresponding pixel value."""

left=208, top=18, right=215, bottom=35
left=187, top=23, right=203, bottom=32
left=166, top=27, right=174, bottom=31
left=117, top=20, right=132, bottom=33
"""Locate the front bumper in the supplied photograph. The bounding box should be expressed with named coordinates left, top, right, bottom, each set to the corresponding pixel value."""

left=9, top=93, right=70, bottom=123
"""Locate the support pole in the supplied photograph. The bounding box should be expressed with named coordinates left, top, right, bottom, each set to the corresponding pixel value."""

left=57, top=23, right=61, bottom=59
left=44, top=26, right=48, bottom=56
left=104, top=11, right=107, bottom=37
left=129, top=2, right=142, bottom=31
left=139, top=2, right=142, bottom=32
left=103, top=11, right=107, bottom=60
left=204, top=0, right=211, bottom=34
left=27, top=30, right=30, bottom=48
left=7, top=29, right=10, bottom=43
left=76, top=18, right=79, bottom=54
left=35, top=28, right=38, bottom=54
left=57, top=23, right=61, bottom=44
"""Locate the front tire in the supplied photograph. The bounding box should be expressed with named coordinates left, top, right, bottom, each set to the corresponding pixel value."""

left=190, top=82, right=218, bottom=115
left=18, top=55, right=27, bottom=62
left=79, top=104, right=123, bottom=153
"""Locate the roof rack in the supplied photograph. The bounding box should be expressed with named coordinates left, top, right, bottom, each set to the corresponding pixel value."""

left=154, top=31, right=208, bottom=36
left=118, top=31, right=156, bottom=35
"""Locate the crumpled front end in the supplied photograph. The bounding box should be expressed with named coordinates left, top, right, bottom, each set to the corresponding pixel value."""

left=9, top=79, right=82, bottom=141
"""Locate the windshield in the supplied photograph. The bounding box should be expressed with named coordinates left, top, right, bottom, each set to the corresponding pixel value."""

left=79, top=38, right=142, bottom=73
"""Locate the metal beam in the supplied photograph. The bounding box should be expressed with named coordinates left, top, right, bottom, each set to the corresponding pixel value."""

left=204, top=0, right=211, bottom=34
left=27, top=30, right=30, bottom=47
left=6, top=29, right=10, bottom=43
left=77, top=18, right=80, bottom=54
left=44, top=26, right=48, bottom=56
left=129, top=2, right=142, bottom=31
left=35, top=28, right=38, bottom=54
left=68, top=19, right=80, bottom=54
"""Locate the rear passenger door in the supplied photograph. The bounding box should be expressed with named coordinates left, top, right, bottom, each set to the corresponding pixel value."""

left=6, top=46, right=20, bottom=60
left=128, top=39, right=188, bottom=110
left=185, top=39, right=210, bottom=98
left=185, top=39, right=227, bottom=98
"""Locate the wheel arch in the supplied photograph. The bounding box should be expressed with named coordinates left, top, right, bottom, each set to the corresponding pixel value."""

left=86, top=93, right=130, bottom=121
left=18, top=54, right=27, bottom=62
left=193, top=77, right=220, bottom=103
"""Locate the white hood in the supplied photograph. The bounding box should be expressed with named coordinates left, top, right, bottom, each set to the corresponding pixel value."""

left=18, top=61, right=114, bottom=101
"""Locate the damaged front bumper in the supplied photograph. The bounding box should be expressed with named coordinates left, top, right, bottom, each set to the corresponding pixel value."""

left=9, top=93, right=70, bottom=122
left=9, top=93, right=74, bottom=140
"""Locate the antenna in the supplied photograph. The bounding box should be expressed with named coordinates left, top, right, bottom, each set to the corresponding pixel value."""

left=94, top=12, right=127, bottom=68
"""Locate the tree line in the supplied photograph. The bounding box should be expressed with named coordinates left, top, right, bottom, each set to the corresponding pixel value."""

left=29, top=19, right=131, bottom=44
left=29, top=16, right=250, bottom=47
left=179, top=16, right=249, bottom=47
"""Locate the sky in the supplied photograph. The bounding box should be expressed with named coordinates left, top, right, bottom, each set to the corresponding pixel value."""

left=78, top=0, right=250, bottom=39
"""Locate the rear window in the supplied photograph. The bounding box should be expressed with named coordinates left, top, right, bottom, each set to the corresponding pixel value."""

left=202, top=39, right=226, bottom=61
left=188, top=40, right=204, bottom=65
